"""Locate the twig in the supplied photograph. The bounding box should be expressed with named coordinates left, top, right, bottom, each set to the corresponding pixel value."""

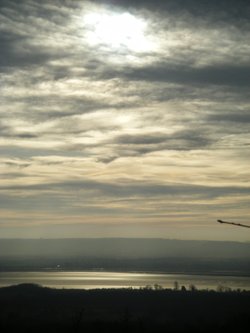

left=217, top=219, right=250, bottom=229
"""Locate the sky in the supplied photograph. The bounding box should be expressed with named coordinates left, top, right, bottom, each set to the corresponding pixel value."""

left=0, top=0, right=250, bottom=241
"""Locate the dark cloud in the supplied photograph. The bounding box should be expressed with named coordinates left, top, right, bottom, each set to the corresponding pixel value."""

left=2, top=161, right=31, bottom=168
left=207, top=112, right=250, bottom=123
left=114, top=133, right=167, bottom=145
left=100, top=64, right=250, bottom=87
left=0, top=1, right=76, bottom=71
left=97, top=155, right=118, bottom=164
left=15, top=133, right=38, bottom=139
left=0, top=29, right=65, bottom=71
left=111, top=129, right=213, bottom=155
left=0, top=41, right=54, bottom=70
left=0, top=122, right=37, bottom=139
left=22, top=97, right=134, bottom=120
left=0, top=123, right=9, bottom=136
left=95, top=0, right=250, bottom=27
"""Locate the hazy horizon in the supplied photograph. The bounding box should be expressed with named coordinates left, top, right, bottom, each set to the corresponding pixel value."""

left=1, top=238, right=249, bottom=259
left=0, top=236, right=249, bottom=243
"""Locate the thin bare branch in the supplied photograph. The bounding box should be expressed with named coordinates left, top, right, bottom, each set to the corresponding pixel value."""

left=217, top=220, right=250, bottom=229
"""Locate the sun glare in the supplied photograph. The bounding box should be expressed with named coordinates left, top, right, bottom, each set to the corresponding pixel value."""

left=84, top=10, right=152, bottom=53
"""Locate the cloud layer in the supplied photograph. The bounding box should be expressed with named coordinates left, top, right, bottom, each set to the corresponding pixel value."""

left=0, top=0, right=250, bottom=240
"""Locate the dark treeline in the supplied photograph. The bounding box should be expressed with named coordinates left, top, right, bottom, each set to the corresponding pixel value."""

left=0, top=284, right=249, bottom=333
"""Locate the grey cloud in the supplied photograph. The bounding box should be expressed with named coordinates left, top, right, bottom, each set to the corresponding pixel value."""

left=0, top=146, right=84, bottom=158
left=0, top=123, right=9, bottom=136
left=0, top=28, right=65, bottom=71
left=15, top=133, right=38, bottom=139
left=1, top=178, right=250, bottom=200
left=207, top=112, right=250, bottom=123
left=0, top=1, right=76, bottom=71
left=2, top=161, right=31, bottom=168
left=0, top=191, right=67, bottom=212
left=0, top=40, right=54, bottom=71
left=97, top=155, right=118, bottom=164
left=111, top=129, right=213, bottom=156
left=0, top=172, right=29, bottom=179
left=63, top=128, right=214, bottom=159
left=97, top=0, right=250, bottom=27
left=21, top=99, right=112, bottom=121
left=0, top=122, right=37, bottom=139
left=114, top=133, right=168, bottom=145
left=28, top=97, right=134, bottom=120
left=102, top=64, right=250, bottom=88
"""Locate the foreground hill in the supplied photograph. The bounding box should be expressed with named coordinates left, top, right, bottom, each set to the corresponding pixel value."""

left=0, top=284, right=249, bottom=332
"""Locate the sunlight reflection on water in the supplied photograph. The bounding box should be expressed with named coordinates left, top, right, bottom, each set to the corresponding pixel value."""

left=0, top=271, right=249, bottom=290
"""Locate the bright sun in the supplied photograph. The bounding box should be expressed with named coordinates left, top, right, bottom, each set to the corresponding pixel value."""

left=83, top=10, right=152, bottom=53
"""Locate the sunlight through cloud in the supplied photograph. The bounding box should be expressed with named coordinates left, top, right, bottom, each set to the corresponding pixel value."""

left=83, top=10, right=154, bottom=53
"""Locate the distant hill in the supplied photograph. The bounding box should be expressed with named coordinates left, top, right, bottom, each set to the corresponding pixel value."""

left=0, top=238, right=249, bottom=259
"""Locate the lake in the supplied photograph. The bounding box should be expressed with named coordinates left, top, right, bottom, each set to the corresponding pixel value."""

left=0, top=271, right=249, bottom=290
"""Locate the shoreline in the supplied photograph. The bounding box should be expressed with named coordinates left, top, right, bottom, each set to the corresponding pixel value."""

left=0, top=270, right=249, bottom=291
